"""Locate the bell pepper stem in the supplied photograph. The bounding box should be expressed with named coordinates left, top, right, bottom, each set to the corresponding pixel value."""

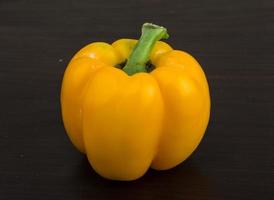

left=123, top=23, right=169, bottom=75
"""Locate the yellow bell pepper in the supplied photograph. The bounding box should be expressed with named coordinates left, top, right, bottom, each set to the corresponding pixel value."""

left=61, top=23, right=210, bottom=181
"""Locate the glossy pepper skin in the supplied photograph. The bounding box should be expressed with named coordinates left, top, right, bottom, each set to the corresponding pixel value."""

left=61, top=23, right=210, bottom=181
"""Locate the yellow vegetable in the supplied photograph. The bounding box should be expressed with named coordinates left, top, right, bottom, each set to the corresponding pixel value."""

left=61, top=23, right=210, bottom=181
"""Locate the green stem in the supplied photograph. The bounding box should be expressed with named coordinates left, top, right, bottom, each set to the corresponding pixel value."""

left=123, top=23, right=169, bottom=75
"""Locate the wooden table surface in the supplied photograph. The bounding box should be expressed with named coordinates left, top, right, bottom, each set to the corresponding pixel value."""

left=0, top=0, right=273, bottom=199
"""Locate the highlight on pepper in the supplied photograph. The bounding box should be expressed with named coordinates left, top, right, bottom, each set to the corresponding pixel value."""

left=60, top=23, right=210, bottom=181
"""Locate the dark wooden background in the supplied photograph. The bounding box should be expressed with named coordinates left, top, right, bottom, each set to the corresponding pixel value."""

left=0, top=0, right=273, bottom=199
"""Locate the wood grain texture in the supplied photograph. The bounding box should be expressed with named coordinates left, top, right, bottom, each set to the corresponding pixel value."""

left=0, top=0, right=273, bottom=199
